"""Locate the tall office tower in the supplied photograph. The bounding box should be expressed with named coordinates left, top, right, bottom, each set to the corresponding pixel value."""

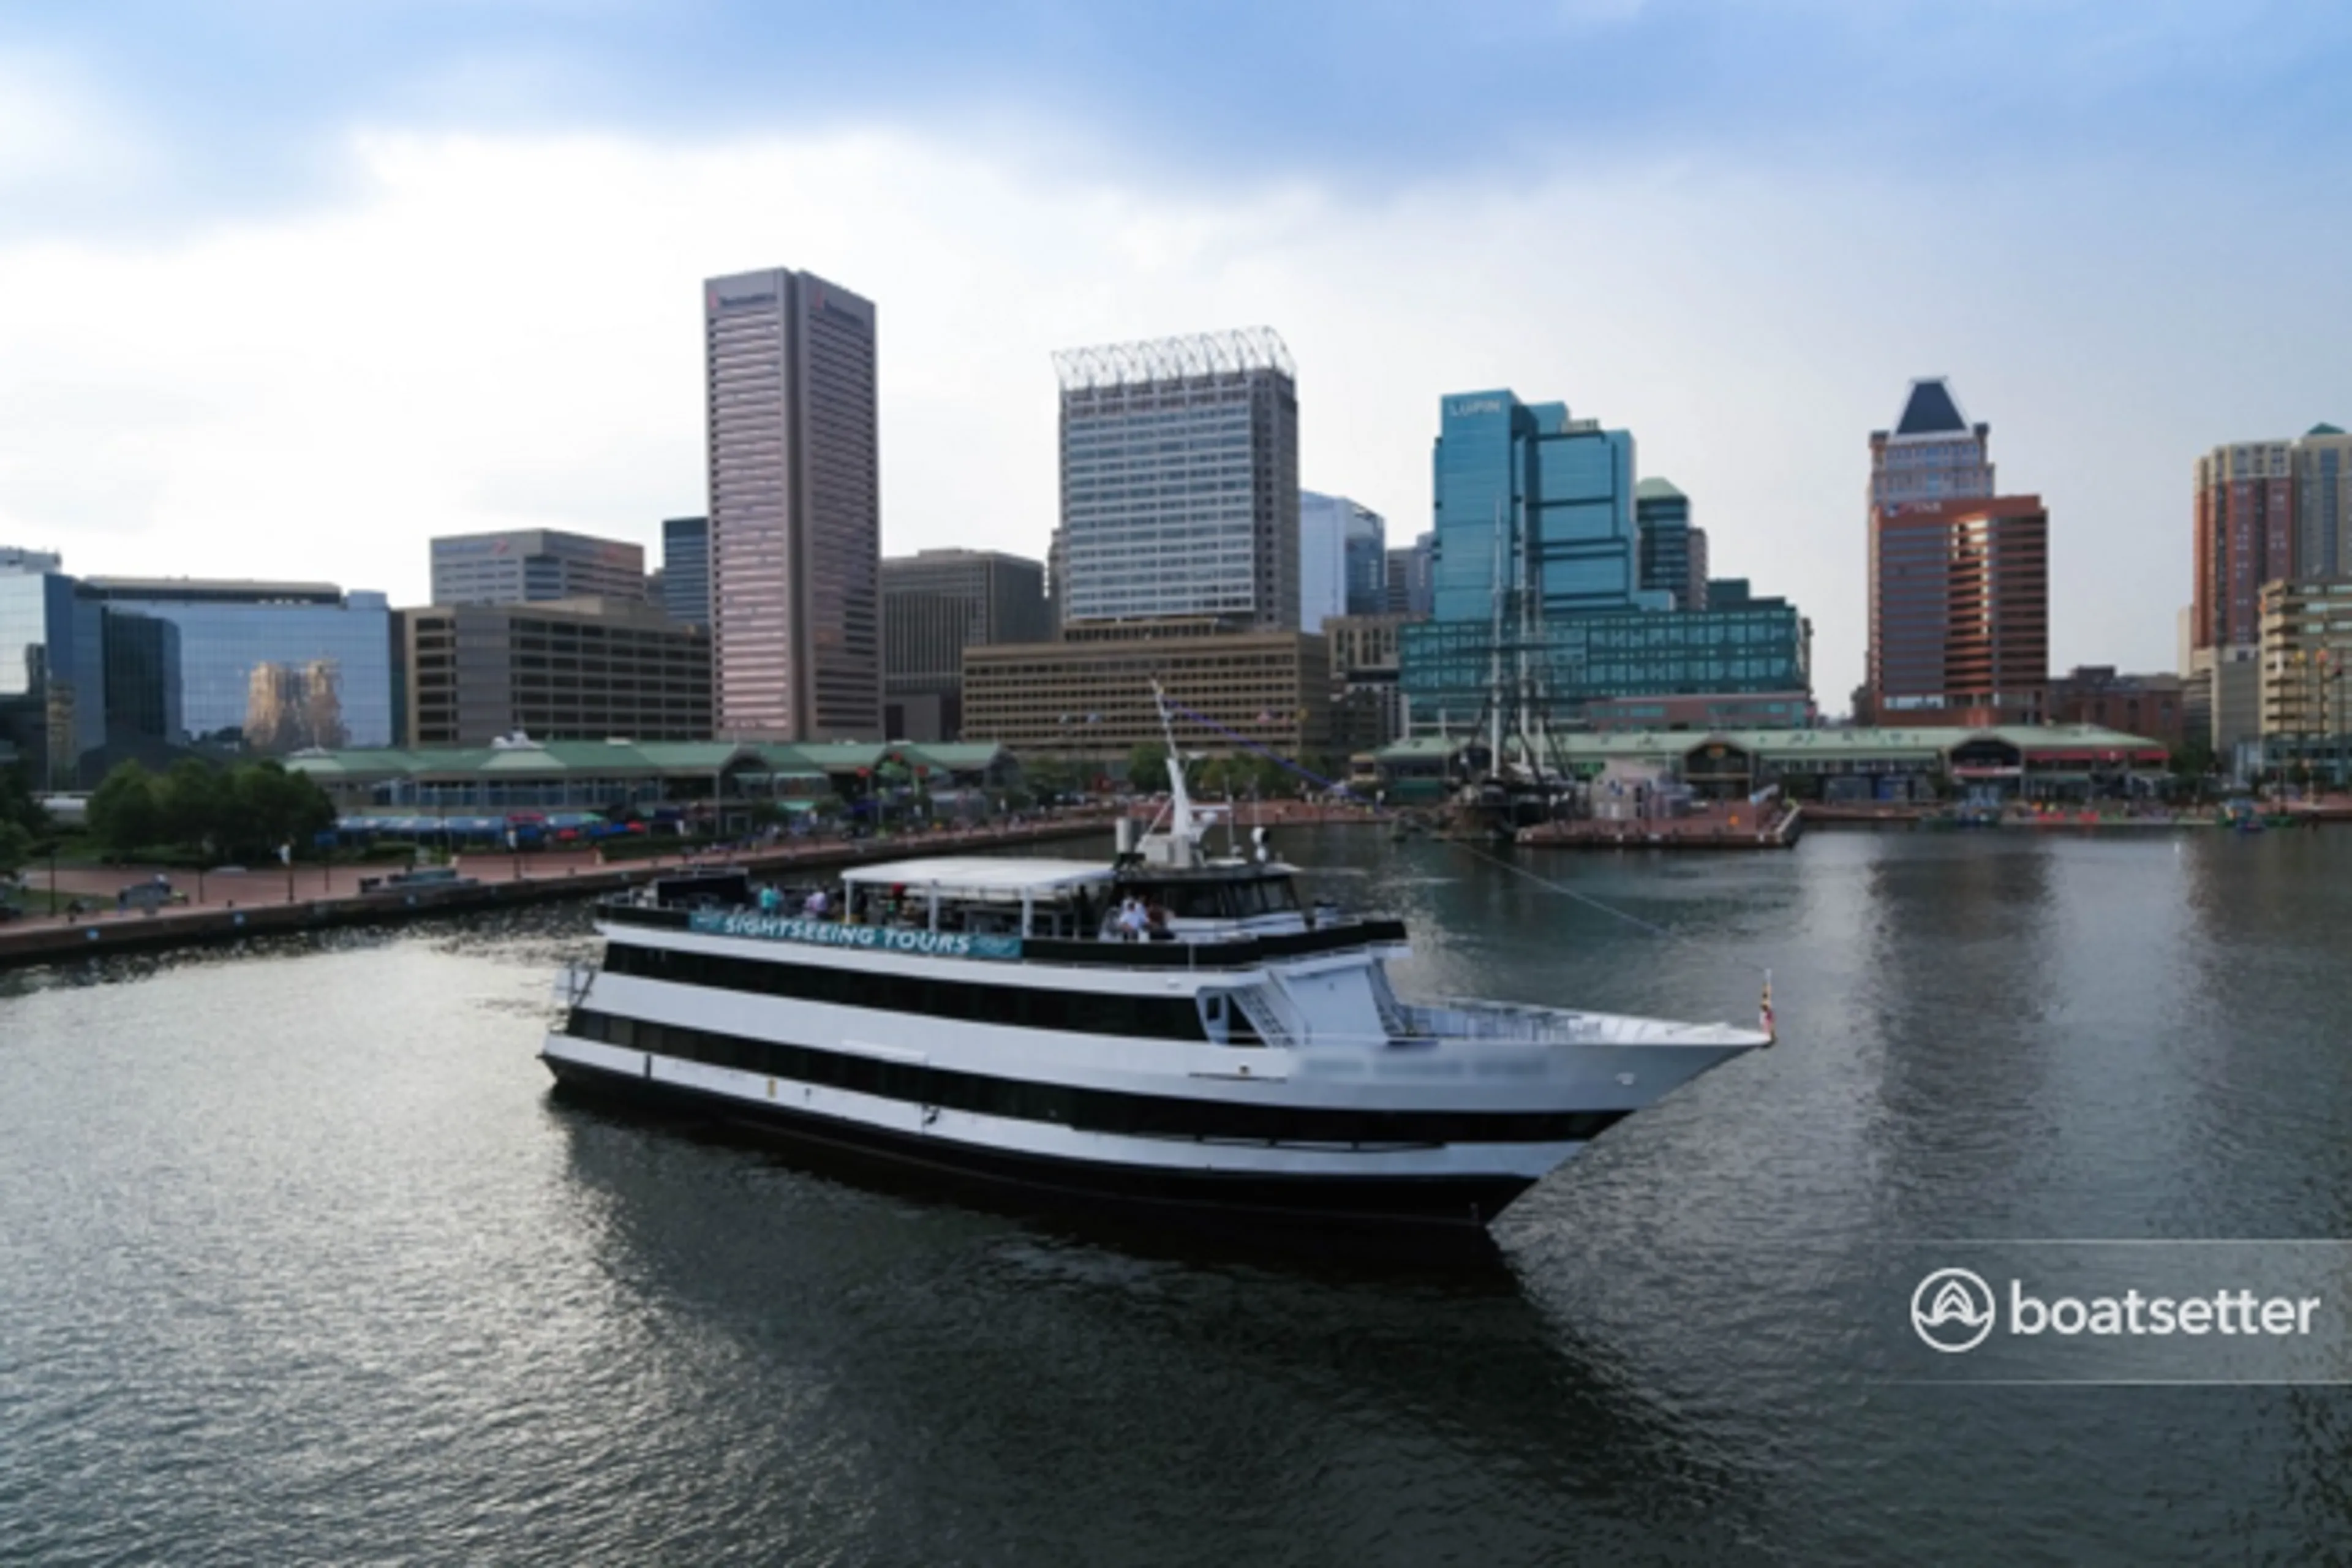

left=1384, top=531, right=1435, bottom=617
left=2294, top=425, right=2352, bottom=578
left=1053, top=328, right=1299, bottom=631
left=704, top=266, right=881, bottom=741
left=1430, top=391, right=1665, bottom=625
left=2192, top=424, right=2352, bottom=652
left=1343, top=507, right=1386, bottom=616
left=428, top=529, right=649, bottom=607
left=1868, top=378, right=1994, bottom=511
left=1866, top=379, right=2039, bottom=726
left=880, top=548, right=1050, bottom=741
left=1299, top=492, right=1385, bottom=629
left=661, top=516, right=711, bottom=626
left=1867, top=495, right=2050, bottom=726
left=1635, top=478, right=1708, bottom=611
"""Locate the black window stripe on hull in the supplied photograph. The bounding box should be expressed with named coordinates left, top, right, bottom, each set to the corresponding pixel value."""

left=600, top=941, right=1212, bottom=1041
left=545, top=1054, right=1539, bottom=1230
left=563, top=1009, right=1629, bottom=1147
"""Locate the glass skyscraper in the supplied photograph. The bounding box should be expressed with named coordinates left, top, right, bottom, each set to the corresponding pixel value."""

left=1635, top=477, right=1708, bottom=611
left=1054, top=328, right=1299, bottom=630
left=704, top=266, right=881, bottom=741
left=0, top=555, right=104, bottom=789
left=1402, top=598, right=1812, bottom=725
left=1385, top=532, right=1435, bottom=617
left=75, top=579, right=394, bottom=752
left=1430, top=391, right=1665, bottom=625
left=662, top=516, right=711, bottom=627
left=1299, top=492, right=1385, bottom=630
left=1404, top=390, right=1812, bottom=734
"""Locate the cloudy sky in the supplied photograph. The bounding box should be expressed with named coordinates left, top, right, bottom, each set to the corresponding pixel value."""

left=2, top=1, right=2348, bottom=709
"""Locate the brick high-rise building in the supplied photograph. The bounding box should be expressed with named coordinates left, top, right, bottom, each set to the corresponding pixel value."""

left=1868, top=494, right=2049, bottom=727
left=2191, top=424, right=2352, bottom=654
left=1866, top=380, right=2048, bottom=726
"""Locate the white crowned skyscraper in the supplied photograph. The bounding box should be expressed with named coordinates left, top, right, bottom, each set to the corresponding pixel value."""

left=704, top=266, right=880, bottom=740
left=1052, top=328, right=1298, bottom=631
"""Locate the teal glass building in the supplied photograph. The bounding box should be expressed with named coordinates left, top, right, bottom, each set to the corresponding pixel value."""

left=1406, top=390, right=1812, bottom=733
left=1431, top=391, right=1667, bottom=624
left=1401, top=595, right=1812, bottom=728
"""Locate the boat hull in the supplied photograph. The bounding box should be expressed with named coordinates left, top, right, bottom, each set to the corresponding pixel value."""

left=543, top=1051, right=1543, bottom=1252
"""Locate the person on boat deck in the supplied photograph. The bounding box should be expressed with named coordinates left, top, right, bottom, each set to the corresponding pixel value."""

left=1116, top=897, right=1149, bottom=940
left=802, top=886, right=830, bottom=918
left=1145, top=901, right=1170, bottom=938
left=756, top=884, right=783, bottom=913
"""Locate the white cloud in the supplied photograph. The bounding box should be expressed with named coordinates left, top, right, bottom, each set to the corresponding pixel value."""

left=1, top=124, right=2342, bottom=709
left=0, top=50, right=151, bottom=195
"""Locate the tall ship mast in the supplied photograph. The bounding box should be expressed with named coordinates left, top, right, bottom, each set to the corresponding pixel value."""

left=1457, top=497, right=1574, bottom=836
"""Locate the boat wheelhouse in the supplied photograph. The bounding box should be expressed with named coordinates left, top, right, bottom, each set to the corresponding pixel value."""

left=541, top=704, right=1768, bottom=1245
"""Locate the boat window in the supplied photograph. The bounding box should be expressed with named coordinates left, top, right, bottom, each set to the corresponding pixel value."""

left=600, top=941, right=1210, bottom=1041
left=1155, top=883, right=1227, bottom=919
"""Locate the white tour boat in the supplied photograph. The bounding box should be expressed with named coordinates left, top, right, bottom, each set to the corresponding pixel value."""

left=541, top=712, right=1769, bottom=1243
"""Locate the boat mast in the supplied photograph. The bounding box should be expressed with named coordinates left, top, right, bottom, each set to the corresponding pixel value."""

left=1488, top=500, right=1506, bottom=772
left=1152, top=682, right=1205, bottom=869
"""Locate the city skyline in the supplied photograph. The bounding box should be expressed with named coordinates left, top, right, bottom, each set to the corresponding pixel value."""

left=3, top=6, right=2351, bottom=710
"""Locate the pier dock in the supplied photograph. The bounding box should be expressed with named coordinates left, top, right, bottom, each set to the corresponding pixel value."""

left=0, top=815, right=1117, bottom=973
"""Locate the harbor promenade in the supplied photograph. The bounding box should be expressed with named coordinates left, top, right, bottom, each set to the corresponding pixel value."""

left=0, top=812, right=1118, bottom=971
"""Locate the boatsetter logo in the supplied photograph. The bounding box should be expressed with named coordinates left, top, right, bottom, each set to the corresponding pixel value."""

left=1912, top=1268, right=1997, bottom=1353
left=688, top=910, right=1022, bottom=961
left=1910, top=1267, right=2322, bottom=1354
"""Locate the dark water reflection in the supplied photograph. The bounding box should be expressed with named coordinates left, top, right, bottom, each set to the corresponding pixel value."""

left=4, top=828, right=2352, bottom=1562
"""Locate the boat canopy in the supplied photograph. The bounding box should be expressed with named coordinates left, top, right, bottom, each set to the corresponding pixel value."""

left=839, top=857, right=1115, bottom=903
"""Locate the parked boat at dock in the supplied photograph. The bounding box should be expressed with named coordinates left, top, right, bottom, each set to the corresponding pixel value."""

left=540, top=705, right=1769, bottom=1246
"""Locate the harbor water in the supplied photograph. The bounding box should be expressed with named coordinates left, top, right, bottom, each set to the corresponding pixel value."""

left=4, top=827, right=2351, bottom=1564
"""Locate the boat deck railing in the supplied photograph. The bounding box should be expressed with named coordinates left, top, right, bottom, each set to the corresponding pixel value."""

left=1395, top=999, right=1758, bottom=1048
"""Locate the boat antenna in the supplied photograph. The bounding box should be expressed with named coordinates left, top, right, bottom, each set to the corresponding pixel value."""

left=1152, top=682, right=1200, bottom=858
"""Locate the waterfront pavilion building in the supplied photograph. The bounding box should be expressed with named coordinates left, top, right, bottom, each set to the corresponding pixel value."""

left=288, top=737, right=1019, bottom=827
left=1373, top=724, right=2166, bottom=807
